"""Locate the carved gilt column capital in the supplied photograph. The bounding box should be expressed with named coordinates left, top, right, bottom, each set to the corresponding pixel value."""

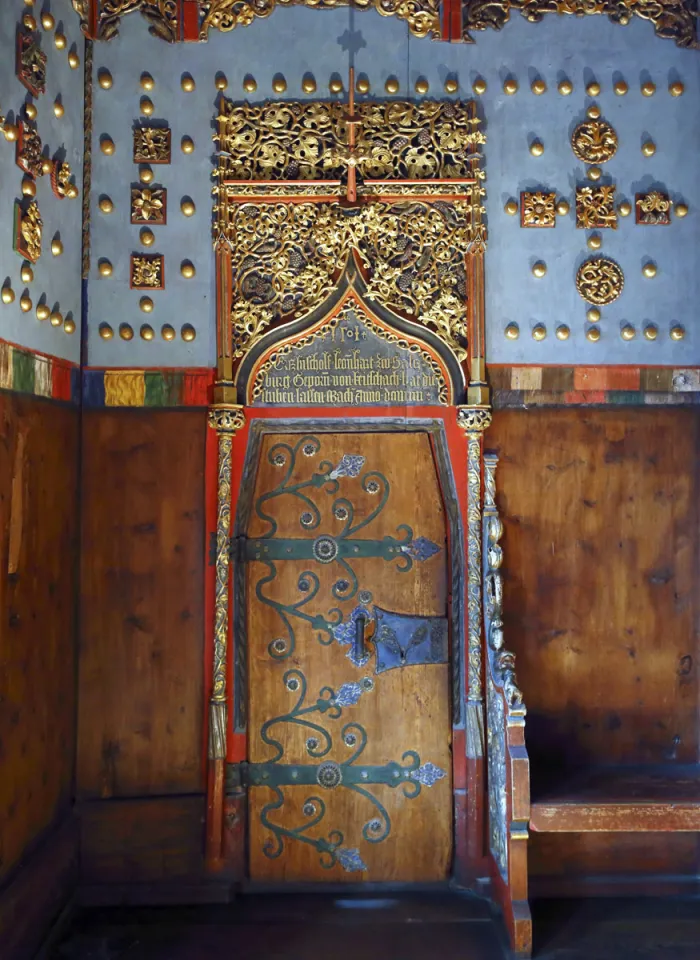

left=208, top=403, right=245, bottom=436
left=457, top=405, right=492, bottom=434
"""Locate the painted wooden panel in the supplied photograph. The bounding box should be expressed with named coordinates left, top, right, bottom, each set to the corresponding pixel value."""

left=0, top=393, right=78, bottom=883
left=487, top=409, right=700, bottom=776
left=246, top=432, right=452, bottom=882
left=78, top=410, right=206, bottom=799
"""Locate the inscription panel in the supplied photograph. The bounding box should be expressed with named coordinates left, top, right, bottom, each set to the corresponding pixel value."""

left=251, top=309, right=446, bottom=407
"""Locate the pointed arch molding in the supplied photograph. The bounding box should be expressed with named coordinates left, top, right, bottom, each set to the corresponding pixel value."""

left=72, top=0, right=698, bottom=45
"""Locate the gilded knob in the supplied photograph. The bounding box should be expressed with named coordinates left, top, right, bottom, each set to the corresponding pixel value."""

left=68, top=51, right=80, bottom=69
left=181, top=75, right=195, bottom=92
left=51, top=237, right=64, bottom=256
left=556, top=199, right=570, bottom=216
left=669, top=81, right=684, bottom=97
left=532, top=324, right=547, bottom=341
left=161, top=324, right=175, bottom=341
left=415, top=78, right=429, bottom=95
left=140, top=297, right=154, bottom=314
left=586, top=104, right=601, bottom=119
left=504, top=323, right=519, bottom=340
left=642, top=262, right=657, bottom=278
left=1, top=286, right=15, bottom=305
left=3, top=124, right=19, bottom=142
left=20, top=263, right=33, bottom=284
left=642, top=141, right=656, bottom=157
left=181, top=324, right=196, bottom=342
left=644, top=324, right=658, bottom=341
left=139, top=166, right=154, bottom=184
left=23, top=12, right=37, bottom=29
left=140, top=228, right=155, bottom=246
left=587, top=233, right=602, bottom=250
left=670, top=325, right=685, bottom=340
left=588, top=166, right=602, bottom=181
left=329, top=78, right=343, bottom=95
left=302, top=75, right=317, bottom=94
left=530, top=140, right=544, bottom=157
left=504, top=199, right=518, bottom=216
left=531, top=78, right=546, bottom=95
left=618, top=200, right=632, bottom=217
left=614, top=80, right=628, bottom=95
left=641, top=81, right=656, bottom=97
left=140, top=97, right=154, bottom=116
left=444, top=77, right=458, bottom=94
left=22, top=178, right=36, bottom=197
left=25, top=103, right=37, bottom=120
left=558, top=79, right=573, bottom=95
left=119, top=323, right=134, bottom=341
left=556, top=324, right=570, bottom=341
left=586, top=326, right=601, bottom=342
left=99, top=323, right=114, bottom=340
left=586, top=81, right=601, bottom=97
left=53, top=99, right=65, bottom=118
left=356, top=77, right=370, bottom=95
left=140, top=324, right=154, bottom=341
left=587, top=307, right=601, bottom=323
left=41, top=158, right=53, bottom=175
left=385, top=77, right=400, bottom=94
left=181, top=198, right=196, bottom=217
left=64, top=317, right=76, bottom=334
left=503, top=78, right=518, bottom=95
left=181, top=136, right=195, bottom=154
left=621, top=324, right=636, bottom=341
left=37, top=303, right=50, bottom=321
left=215, top=73, right=228, bottom=91
left=141, top=73, right=154, bottom=91
left=532, top=261, right=547, bottom=278
left=472, top=78, right=487, bottom=95
left=54, top=32, right=66, bottom=50
left=272, top=75, right=287, bottom=94
left=243, top=75, right=257, bottom=94
left=41, top=12, right=55, bottom=30
left=98, top=260, right=113, bottom=277
left=674, top=202, right=688, bottom=218
left=180, top=261, right=196, bottom=279
left=100, top=137, right=115, bottom=156
left=49, top=310, right=63, bottom=327
left=99, top=197, right=114, bottom=214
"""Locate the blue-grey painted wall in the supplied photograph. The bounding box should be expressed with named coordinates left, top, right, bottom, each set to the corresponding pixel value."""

left=87, top=8, right=700, bottom=368
left=0, top=0, right=84, bottom=363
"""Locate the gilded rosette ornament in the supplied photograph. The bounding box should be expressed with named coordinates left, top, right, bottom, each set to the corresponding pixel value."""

left=576, top=185, right=618, bottom=230
left=131, top=254, right=164, bottom=289
left=521, top=192, right=556, bottom=228
left=571, top=120, right=618, bottom=164
left=131, top=187, right=166, bottom=224
left=576, top=257, right=624, bottom=305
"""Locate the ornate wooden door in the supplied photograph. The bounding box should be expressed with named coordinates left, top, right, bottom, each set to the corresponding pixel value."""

left=245, top=430, right=453, bottom=882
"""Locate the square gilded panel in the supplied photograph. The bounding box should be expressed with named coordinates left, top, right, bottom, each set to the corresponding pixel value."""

left=521, top=191, right=556, bottom=228
left=130, top=254, right=164, bottom=290
left=576, top=185, right=617, bottom=230
left=131, top=186, right=167, bottom=225
left=635, top=192, right=671, bottom=225
left=16, top=29, right=46, bottom=97
left=133, top=126, right=171, bottom=164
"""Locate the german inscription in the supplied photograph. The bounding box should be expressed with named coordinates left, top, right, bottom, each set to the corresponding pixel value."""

left=252, top=309, right=445, bottom=407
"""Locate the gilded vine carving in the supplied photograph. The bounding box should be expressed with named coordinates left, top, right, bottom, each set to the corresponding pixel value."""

left=576, top=185, right=618, bottom=230
left=72, top=0, right=179, bottom=41
left=576, top=256, right=624, bottom=305
left=462, top=0, right=698, bottom=48
left=571, top=120, right=618, bottom=165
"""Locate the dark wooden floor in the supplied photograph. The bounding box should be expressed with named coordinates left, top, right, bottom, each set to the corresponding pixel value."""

left=50, top=895, right=700, bottom=960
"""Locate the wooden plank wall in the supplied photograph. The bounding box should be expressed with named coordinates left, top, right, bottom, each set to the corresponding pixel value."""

left=0, top=393, right=79, bottom=957
left=488, top=408, right=700, bottom=889
left=77, top=410, right=210, bottom=901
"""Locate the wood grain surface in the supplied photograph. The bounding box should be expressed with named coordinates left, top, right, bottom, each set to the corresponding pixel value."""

left=0, top=394, right=78, bottom=883
left=78, top=410, right=206, bottom=799
left=246, top=432, right=452, bottom=882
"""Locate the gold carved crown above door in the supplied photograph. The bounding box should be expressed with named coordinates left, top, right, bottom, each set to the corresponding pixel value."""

left=212, top=94, right=488, bottom=406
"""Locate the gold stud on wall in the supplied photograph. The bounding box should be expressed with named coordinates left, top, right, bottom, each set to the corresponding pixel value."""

left=504, top=199, right=518, bottom=215
left=21, top=263, right=33, bottom=284
left=180, top=261, right=196, bottom=279
left=181, top=324, right=196, bottom=342
left=1, top=285, right=15, bottom=305
left=532, top=261, right=547, bottom=278
left=556, top=199, right=570, bottom=216
left=558, top=79, right=573, bottom=95
left=586, top=81, right=601, bottom=96
left=2, top=123, right=19, bottom=142
left=64, top=316, right=76, bottom=334
left=587, top=307, right=601, bottom=323
left=505, top=323, right=519, bottom=340
left=669, top=81, right=684, bottom=97
left=385, top=77, right=399, bottom=94
left=532, top=324, right=547, bottom=341
left=181, top=74, right=195, bottom=92
left=670, top=324, right=685, bottom=340
left=139, top=166, right=154, bottom=184
left=99, top=323, right=114, bottom=340
left=181, top=198, right=195, bottom=217
left=140, top=297, right=154, bottom=313
left=415, top=77, right=429, bottom=95
left=161, top=324, right=175, bottom=341
left=68, top=51, right=80, bottom=69
left=36, top=303, right=50, bottom=320
left=329, top=77, right=343, bottom=95
left=140, top=324, right=154, bottom=340
left=614, top=79, right=628, bottom=95
left=120, top=323, right=134, bottom=340
left=641, top=81, right=656, bottom=97
left=587, top=166, right=602, bottom=181
left=356, top=76, right=370, bottom=94
left=531, top=78, right=546, bottom=95
left=272, top=75, right=287, bottom=94
left=473, top=77, right=486, bottom=95
left=23, top=12, right=37, bottom=29
left=25, top=103, right=37, bottom=120
left=444, top=77, right=458, bottom=94
left=556, top=325, right=570, bottom=340
left=215, top=73, right=228, bottom=91
left=53, top=98, right=65, bottom=118
left=587, top=233, right=602, bottom=250
left=98, top=259, right=113, bottom=277
left=642, top=141, right=656, bottom=157
left=140, top=97, right=154, bottom=116
left=51, top=237, right=63, bottom=256
left=586, top=326, right=601, bottom=342
left=99, top=196, right=114, bottom=214
left=618, top=200, right=632, bottom=217
left=140, top=228, right=155, bottom=246
left=49, top=310, right=63, bottom=327
left=503, top=77, right=518, bottom=95
left=586, top=104, right=601, bottom=119
left=621, top=324, right=636, bottom=340
left=181, top=136, right=195, bottom=154
left=141, top=73, right=154, bottom=91
left=54, top=32, right=66, bottom=50
left=302, top=75, right=317, bottom=94
left=41, top=12, right=55, bottom=30
left=22, top=177, right=36, bottom=197
left=675, top=202, right=689, bottom=218
left=41, top=157, right=53, bottom=174
left=100, top=137, right=115, bottom=156
left=530, top=140, right=544, bottom=157
left=243, top=75, right=257, bottom=94
left=642, top=261, right=657, bottom=278
left=644, top=324, right=658, bottom=340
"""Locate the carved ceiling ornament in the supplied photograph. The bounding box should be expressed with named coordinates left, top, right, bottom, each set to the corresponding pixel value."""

left=17, top=28, right=47, bottom=97
left=636, top=191, right=672, bottom=224
left=462, top=0, right=698, bottom=48
left=571, top=119, right=618, bottom=165
left=576, top=256, right=624, bottom=305
left=521, top=191, right=556, bottom=227
left=14, top=200, right=43, bottom=263
left=576, top=185, right=618, bottom=230
left=16, top=121, right=45, bottom=179
left=72, top=1, right=180, bottom=41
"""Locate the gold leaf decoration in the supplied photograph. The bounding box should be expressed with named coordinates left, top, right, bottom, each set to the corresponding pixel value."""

left=576, top=185, right=618, bottom=229
left=635, top=191, right=672, bottom=225
left=521, top=191, right=556, bottom=227
left=131, top=187, right=166, bottom=223
left=133, top=126, right=171, bottom=164
left=576, top=257, right=624, bottom=305
left=571, top=120, right=618, bottom=164
left=131, top=254, right=164, bottom=288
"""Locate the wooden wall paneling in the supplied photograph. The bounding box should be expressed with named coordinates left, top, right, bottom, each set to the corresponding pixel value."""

left=0, top=393, right=78, bottom=883
left=78, top=410, right=206, bottom=800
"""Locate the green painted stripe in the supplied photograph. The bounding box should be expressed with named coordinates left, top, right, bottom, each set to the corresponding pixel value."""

left=12, top=348, right=35, bottom=395
left=163, top=370, right=183, bottom=406
left=144, top=370, right=166, bottom=406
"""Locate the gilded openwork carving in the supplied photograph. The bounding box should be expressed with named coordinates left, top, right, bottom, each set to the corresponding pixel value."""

left=131, top=187, right=167, bottom=224
left=72, top=0, right=180, bottom=41
left=462, top=0, right=698, bottom=48
left=131, top=253, right=164, bottom=288
left=14, top=200, right=43, bottom=263
left=636, top=191, right=672, bottom=225
left=571, top=120, right=618, bottom=165
left=521, top=191, right=556, bottom=228
left=17, top=28, right=47, bottom=97
left=576, top=185, right=617, bottom=230
left=576, top=256, right=624, bottom=305
left=133, top=126, right=171, bottom=164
